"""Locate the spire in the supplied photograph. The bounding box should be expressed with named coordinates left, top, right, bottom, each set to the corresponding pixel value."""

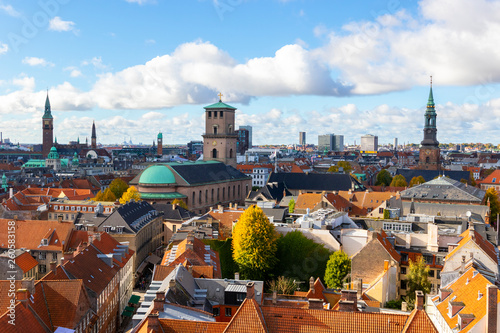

left=54, top=136, right=57, bottom=144
left=91, top=121, right=96, bottom=139
left=43, top=91, right=53, bottom=119
left=427, top=76, right=434, bottom=108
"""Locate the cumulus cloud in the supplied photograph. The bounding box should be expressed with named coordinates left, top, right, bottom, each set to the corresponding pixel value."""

left=22, top=57, right=54, bottom=67
left=64, top=66, right=83, bottom=78
left=49, top=16, right=76, bottom=32
left=0, top=43, right=7, bottom=55
left=0, top=4, right=20, bottom=17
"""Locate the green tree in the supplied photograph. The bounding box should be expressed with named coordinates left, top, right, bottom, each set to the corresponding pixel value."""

left=172, top=198, right=188, bottom=210
left=390, top=174, right=407, bottom=187
left=273, top=230, right=331, bottom=282
left=407, top=256, right=431, bottom=304
left=383, top=209, right=390, bottom=219
left=376, top=169, right=393, bottom=186
left=486, top=188, right=500, bottom=228
left=232, top=205, right=278, bottom=280
left=327, top=165, right=339, bottom=173
left=288, top=198, right=295, bottom=213
left=324, top=251, right=351, bottom=289
left=119, top=186, right=141, bottom=204
left=327, top=161, right=352, bottom=173
left=93, top=188, right=116, bottom=202
left=109, top=178, right=129, bottom=199
left=409, top=176, right=425, bottom=187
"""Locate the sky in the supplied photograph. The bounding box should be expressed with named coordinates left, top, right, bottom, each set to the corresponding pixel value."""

left=1, top=0, right=500, bottom=146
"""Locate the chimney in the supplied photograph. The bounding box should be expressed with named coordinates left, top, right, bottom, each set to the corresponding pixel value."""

left=460, top=255, right=466, bottom=274
left=308, top=298, right=324, bottom=309
left=49, top=261, right=57, bottom=274
left=186, top=233, right=194, bottom=250
left=356, top=278, right=363, bottom=300
left=246, top=281, right=255, bottom=300
left=218, top=205, right=223, bottom=212
left=153, top=291, right=165, bottom=313
left=147, top=313, right=160, bottom=333
left=97, top=254, right=113, bottom=267
left=272, top=290, right=277, bottom=305
left=169, top=279, right=175, bottom=289
left=448, top=243, right=458, bottom=253
left=309, top=276, right=315, bottom=294
left=487, top=285, right=498, bottom=333
left=57, top=215, right=62, bottom=223
left=16, top=289, right=29, bottom=308
left=9, top=187, right=13, bottom=198
left=339, top=290, right=357, bottom=312
left=235, top=272, right=240, bottom=280
left=415, top=290, right=424, bottom=310
left=187, top=265, right=193, bottom=274
left=401, top=301, right=408, bottom=312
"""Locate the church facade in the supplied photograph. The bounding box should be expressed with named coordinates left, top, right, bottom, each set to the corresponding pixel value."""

left=418, top=81, right=441, bottom=170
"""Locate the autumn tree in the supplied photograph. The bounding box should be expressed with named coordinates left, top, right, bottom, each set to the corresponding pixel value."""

left=288, top=198, right=295, bottom=213
left=267, top=276, right=297, bottom=295
left=375, top=169, right=392, bottom=186
left=409, top=176, right=425, bottom=187
left=390, top=174, right=407, bottom=187
left=486, top=188, right=500, bottom=228
left=109, top=178, right=129, bottom=199
left=172, top=198, right=188, bottom=210
left=93, top=188, right=116, bottom=202
left=232, top=205, right=278, bottom=280
left=327, top=161, right=352, bottom=173
left=407, top=256, right=431, bottom=304
left=324, top=251, right=351, bottom=289
left=119, top=186, right=141, bottom=204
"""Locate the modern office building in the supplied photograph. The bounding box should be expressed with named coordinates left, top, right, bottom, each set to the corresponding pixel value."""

left=299, top=132, right=306, bottom=146
left=239, top=125, right=253, bottom=148
left=361, top=134, right=378, bottom=151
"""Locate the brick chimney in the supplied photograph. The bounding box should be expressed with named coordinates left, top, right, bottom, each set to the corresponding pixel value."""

left=246, top=281, right=255, bottom=300
left=309, top=276, right=315, bottom=294
left=272, top=290, right=277, bottom=305
left=339, top=290, right=357, bottom=312
left=356, top=278, right=363, bottom=300
left=16, top=289, right=29, bottom=308
left=186, top=232, right=194, bottom=250
left=487, top=284, right=498, bottom=333
left=153, top=291, right=165, bottom=313
left=49, top=261, right=57, bottom=274
left=147, top=313, right=160, bottom=333
left=308, top=298, right=324, bottom=309
left=460, top=255, right=466, bottom=274
left=235, top=272, right=240, bottom=280
left=415, top=290, right=424, bottom=310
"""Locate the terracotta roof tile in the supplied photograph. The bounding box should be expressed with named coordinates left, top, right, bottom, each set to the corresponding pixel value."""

left=152, top=265, right=176, bottom=281
left=376, top=230, right=401, bottom=262
left=15, top=251, right=38, bottom=273
left=401, top=309, right=438, bottom=333
left=0, top=302, right=48, bottom=333
left=224, top=298, right=267, bottom=333
left=295, top=193, right=323, bottom=211
left=159, top=318, right=227, bottom=332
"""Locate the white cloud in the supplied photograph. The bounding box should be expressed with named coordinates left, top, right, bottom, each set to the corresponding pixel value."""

left=48, top=16, right=76, bottom=32
left=0, top=43, right=7, bottom=55
left=145, top=39, right=156, bottom=45
left=81, top=57, right=107, bottom=70
left=22, top=57, right=54, bottom=67
left=64, top=66, right=83, bottom=77
left=0, top=4, right=20, bottom=17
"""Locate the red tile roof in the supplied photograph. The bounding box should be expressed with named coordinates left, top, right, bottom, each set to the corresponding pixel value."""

left=445, top=228, right=497, bottom=263
left=0, top=302, right=48, bottom=333
left=225, top=298, right=267, bottom=333
left=15, top=252, right=38, bottom=273
left=376, top=230, right=401, bottom=262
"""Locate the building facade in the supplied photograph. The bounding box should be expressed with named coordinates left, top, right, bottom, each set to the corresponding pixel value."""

left=361, top=134, right=378, bottom=151
left=318, top=134, right=334, bottom=153
left=239, top=125, right=253, bottom=148
left=299, top=132, right=306, bottom=146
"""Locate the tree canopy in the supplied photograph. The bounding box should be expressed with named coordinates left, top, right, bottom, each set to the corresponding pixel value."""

left=407, top=256, right=431, bottom=303
left=267, top=276, right=297, bottom=295
left=232, top=205, right=278, bottom=280
left=288, top=198, right=295, bottom=213
left=486, top=188, right=500, bottom=228
left=119, top=186, right=141, bottom=204
left=390, top=174, right=407, bottom=187
left=324, top=251, right=351, bottom=289
left=109, top=178, right=129, bottom=199
left=93, top=188, right=116, bottom=202
left=328, top=161, right=352, bottom=173
left=172, top=198, right=188, bottom=210
left=409, top=176, right=425, bottom=187
left=375, top=169, right=392, bottom=186
left=273, top=230, right=331, bottom=282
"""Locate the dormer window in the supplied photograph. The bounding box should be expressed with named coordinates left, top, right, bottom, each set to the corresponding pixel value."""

left=41, top=239, right=48, bottom=246
left=103, top=226, right=111, bottom=233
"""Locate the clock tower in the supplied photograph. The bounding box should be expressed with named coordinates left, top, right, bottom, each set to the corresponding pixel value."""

left=418, top=78, right=440, bottom=170
left=202, top=93, right=237, bottom=167
left=42, top=92, right=53, bottom=158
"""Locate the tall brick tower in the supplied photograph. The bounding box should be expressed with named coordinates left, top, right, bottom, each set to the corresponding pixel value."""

left=42, top=92, right=53, bottom=158
left=91, top=121, right=97, bottom=149
left=202, top=93, right=237, bottom=167
left=157, top=132, right=163, bottom=156
left=418, top=77, right=441, bottom=170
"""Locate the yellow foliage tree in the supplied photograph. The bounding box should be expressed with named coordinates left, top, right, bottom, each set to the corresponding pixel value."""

left=172, top=198, right=188, bottom=210
left=232, top=205, right=278, bottom=280
left=119, top=186, right=141, bottom=204
left=93, top=188, right=116, bottom=202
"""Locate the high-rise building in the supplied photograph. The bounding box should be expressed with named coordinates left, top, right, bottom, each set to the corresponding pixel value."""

left=418, top=79, right=440, bottom=170
left=334, top=135, right=344, bottom=152
left=239, top=125, right=252, bottom=148
left=394, top=138, right=398, bottom=150
left=42, top=93, right=53, bottom=158
left=299, top=132, right=306, bottom=146
left=318, top=134, right=334, bottom=152
left=236, top=128, right=250, bottom=154
left=360, top=134, right=378, bottom=151
left=202, top=95, right=237, bottom=167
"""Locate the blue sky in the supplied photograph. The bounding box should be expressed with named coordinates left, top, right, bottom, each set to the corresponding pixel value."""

left=1, top=0, right=500, bottom=146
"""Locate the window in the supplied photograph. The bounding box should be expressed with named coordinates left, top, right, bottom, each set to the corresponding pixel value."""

left=77, top=206, right=81, bottom=211
left=83, top=207, right=87, bottom=212
left=236, top=293, right=245, bottom=302
left=214, top=111, right=218, bottom=118
left=205, top=190, right=208, bottom=203
left=222, top=188, right=225, bottom=200
left=208, top=111, right=212, bottom=118
left=89, top=207, right=93, bottom=212
left=424, top=255, right=433, bottom=265
left=229, top=149, right=233, bottom=158
left=39, top=252, right=46, bottom=260
left=192, top=192, right=195, bottom=205
left=39, top=265, right=47, bottom=273
left=401, top=267, right=407, bottom=275
left=225, top=308, right=232, bottom=317
left=65, top=206, right=69, bottom=211
left=217, top=188, right=220, bottom=201
left=213, top=126, right=218, bottom=134
left=52, top=252, right=57, bottom=260
left=71, top=206, right=75, bottom=211
left=233, top=186, right=235, bottom=198
left=238, top=185, right=240, bottom=196
left=429, top=269, right=435, bottom=278
left=379, top=208, right=384, bottom=214
left=211, top=189, right=214, bottom=202
left=220, top=111, right=223, bottom=118
left=212, top=148, right=217, bottom=158
left=199, top=190, right=202, bottom=204
left=401, top=253, right=408, bottom=262
left=437, top=270, right=441, bottom=279
left=172, top=225, right=176, bottom=233
left=401, top=280, right=407, bottom=289
left=54, top=205, right=58, bottom=210
left=213, top=308, right=220, bottom=316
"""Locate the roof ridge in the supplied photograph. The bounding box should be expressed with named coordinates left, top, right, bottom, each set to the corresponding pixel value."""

left=39, top=282, right=54, bottom=331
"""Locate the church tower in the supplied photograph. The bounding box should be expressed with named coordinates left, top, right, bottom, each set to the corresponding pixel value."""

left=42, top=92, right=54, bottom=158
left=418, top=78, right=440, bottom=170
left=91, top=121, right=97, bottom=149
left=202, top=94, right=237, bottom=167
left=157, top=132, right=163, bottom=156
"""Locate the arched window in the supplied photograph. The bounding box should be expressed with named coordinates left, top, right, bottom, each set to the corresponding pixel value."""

left=212, top=148, right=217, bottom=158
left=228, top=186, right=230, bottom=198
left=223, top=187, right=225, bottom=200
left=192, top=192, right=195, bottom=205
left=199, top=190, right=202, bottom=204
left=211, top=188, right=214, bottom=202
left=233, top=185, right=235, bottom=198
left=228, top=125, right=233, bottom=133
left=217, top=188, right=220, bottom=201
left=229, top=149, right=233, bottom=158
left=205, top=190, right=208, bottom=203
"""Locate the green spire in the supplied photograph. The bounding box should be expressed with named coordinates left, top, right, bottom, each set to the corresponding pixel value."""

left=54, top=136, right=58, bottom=144
left=427, top=76, right=435, bottom=108
left=43, top=91, right=53, bottom=119
left=2, top=173, right=6, bottom=190
left=77, top=136, right=80, bottom=144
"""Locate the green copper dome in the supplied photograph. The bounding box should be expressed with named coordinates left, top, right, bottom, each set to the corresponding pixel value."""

left=157, top=132, right=163, bottom=139
left=47, top=146, right=59, bottom=159
left=139, top=164, right=176, bottom=185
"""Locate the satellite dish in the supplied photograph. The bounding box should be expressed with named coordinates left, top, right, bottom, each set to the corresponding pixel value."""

left=466, top=211, right=471, bottom=217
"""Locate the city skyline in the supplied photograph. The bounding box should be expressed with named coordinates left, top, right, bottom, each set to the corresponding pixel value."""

left=1, top=0, right=500, bottom=145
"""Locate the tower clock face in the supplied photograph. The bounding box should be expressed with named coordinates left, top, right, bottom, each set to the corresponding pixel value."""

left=212, top=141, right=217, bottom=146
left=426, top=150, right=430, bottom=155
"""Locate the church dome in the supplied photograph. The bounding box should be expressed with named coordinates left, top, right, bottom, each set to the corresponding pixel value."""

left=47, top=146, right=59, bottom=159
left=139, top=164, right=175, bottom=185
